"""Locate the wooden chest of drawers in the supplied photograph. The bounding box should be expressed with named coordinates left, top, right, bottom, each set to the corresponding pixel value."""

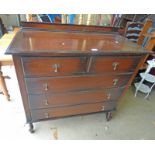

left=6, top=23, right=148, bottom=133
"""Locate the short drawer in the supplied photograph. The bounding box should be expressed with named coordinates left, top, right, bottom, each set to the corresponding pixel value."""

left=25, top=74, right=131, bottom=94
left=28, top=88, right=123, bottom=109
left=90, top=56, right=141, bottom=73
left=31, top=102, right=116, bottom=121
left=22, top=57, right=87, bottom=77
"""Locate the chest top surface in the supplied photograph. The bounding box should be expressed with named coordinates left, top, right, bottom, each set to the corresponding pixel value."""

left=6, top=29, right=148, bottom=56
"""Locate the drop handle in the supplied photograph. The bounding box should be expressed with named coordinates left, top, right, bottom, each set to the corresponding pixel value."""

left=112, top=62, right=119, bottom=71
left=43, top=100, right=49, bottom=105
left=52, top=64, right=60, bottom=73
left=113, top=79, right=118, bottom=86
left=107, top=93, right=111, bottom=100
left=43, top=83, right=48, bottom=91
left=44, top=113, right=49, bottom=118
left=102, top=106, right=105, bottom=111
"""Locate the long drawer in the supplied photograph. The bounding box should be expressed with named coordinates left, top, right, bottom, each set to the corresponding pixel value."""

left=31, top=102, right=116, bottom=121
left=28, top=87, right=123, bottom=109
left=25, top=74, right=131, bottom=94
left=22, top=57, right=87, bottom=77
left=90, top=56, right=141, bottom=73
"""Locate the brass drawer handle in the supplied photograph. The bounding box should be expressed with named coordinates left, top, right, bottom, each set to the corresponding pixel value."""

left=102, top=106, right=105, bottom=111
left=43, top=99, right=49, bottom=105
left=43, top=83, right=48, bottom=91
left=44, top=113, right=49, bottom=118
left=113, top=79, right=118, bottom=86
left=112, top=62, right=119, bottom=71
left=52, top=64, right=60, bottom=73
left=107, top=93, right=111, bottom=100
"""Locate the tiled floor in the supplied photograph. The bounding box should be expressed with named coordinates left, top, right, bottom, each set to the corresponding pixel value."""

left=0, top=66, right=155, bottom=139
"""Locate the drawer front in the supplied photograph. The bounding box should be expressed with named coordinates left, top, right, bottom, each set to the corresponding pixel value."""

left=28, top=88, right=123, bottom=109
left=31, top=102, right=116, bottom=121
left=22, top=57, right=87, bottom=77
left=25, top=74, right=131, bottom=94
left=90, top=56, right=141, bottom=73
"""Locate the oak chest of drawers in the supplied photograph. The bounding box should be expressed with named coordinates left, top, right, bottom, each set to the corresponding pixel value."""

left=6, top=23, right=148, bottom=133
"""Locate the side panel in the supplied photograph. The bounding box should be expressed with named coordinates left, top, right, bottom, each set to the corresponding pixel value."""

left=13, top=56, right=32, bottom=123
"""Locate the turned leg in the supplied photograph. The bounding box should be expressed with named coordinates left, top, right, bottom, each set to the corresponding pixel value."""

left=0, top=70, right=10, bottom=101
left=106, top=111, right=113, bottom=121
left=29, top=123, right=35, bottom=133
